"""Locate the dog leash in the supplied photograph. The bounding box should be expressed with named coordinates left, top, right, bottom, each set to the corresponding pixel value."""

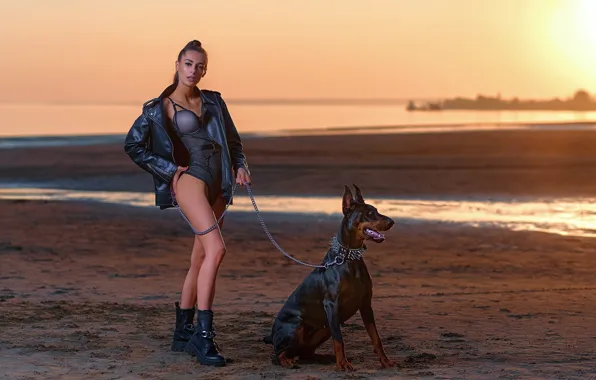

left=244, top=184, right=346, bottom=269
left=172, top=183, right=343, bottom=269
left=172, top=183, right=237, bottom=236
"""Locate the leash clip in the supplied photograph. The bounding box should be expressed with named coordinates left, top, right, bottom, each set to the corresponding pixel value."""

left=325, top=254, right=345, bottom=268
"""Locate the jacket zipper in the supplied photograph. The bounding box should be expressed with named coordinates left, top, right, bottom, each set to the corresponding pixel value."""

left=146, top=163, right=169, bottom=182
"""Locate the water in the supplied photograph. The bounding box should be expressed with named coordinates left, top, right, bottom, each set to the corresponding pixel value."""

left=2, top=186, right=596, bottom=238
left=1, top=102, right=596, bottom=138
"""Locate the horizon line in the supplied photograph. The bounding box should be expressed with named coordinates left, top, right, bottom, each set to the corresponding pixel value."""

left=1, top=91, right=591, bottom=107
left=0, top=98, right=431, bottom=108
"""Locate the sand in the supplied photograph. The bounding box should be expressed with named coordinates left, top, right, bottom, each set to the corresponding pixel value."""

left=4, top=129, right=596, bottom=198
left=2, top=129, right=596, bottom=379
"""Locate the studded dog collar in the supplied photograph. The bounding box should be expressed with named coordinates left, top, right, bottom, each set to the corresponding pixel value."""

left=329, top=236, right=367, bottom=261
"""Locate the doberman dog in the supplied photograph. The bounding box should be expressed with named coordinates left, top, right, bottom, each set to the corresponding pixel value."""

left=263, top=184, right=396, bottom=371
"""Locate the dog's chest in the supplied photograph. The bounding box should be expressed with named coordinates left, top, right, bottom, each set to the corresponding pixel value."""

left=337, top=272, right=370, bottom=321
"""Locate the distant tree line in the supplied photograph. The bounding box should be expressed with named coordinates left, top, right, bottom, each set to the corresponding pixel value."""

left=407, top=90, right=596, bottom=111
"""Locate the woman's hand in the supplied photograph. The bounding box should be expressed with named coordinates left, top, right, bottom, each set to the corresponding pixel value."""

left=236, top=167, right=251, bottom=186
left=171, top=166, right=188, bottom=194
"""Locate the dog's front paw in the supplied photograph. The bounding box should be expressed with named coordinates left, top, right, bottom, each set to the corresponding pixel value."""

left=336, top=359, right=355, bottom=371
left=380, top=357, right=397, bottom=368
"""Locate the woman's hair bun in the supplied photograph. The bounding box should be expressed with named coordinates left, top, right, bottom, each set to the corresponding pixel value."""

left=187, top=40, right=202, bottom=48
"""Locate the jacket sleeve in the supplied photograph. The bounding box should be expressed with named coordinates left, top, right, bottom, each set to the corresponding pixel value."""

left=218, top=94, right=250, bottom=175
left=123, top=112, right=178, bottom=183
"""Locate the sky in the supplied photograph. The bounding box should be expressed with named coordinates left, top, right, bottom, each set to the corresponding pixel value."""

left=0, top=0, right=595, bottom=104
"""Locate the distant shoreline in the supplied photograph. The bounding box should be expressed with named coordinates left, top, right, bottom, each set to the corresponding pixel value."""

left=407, top=90, right=596, bottom=112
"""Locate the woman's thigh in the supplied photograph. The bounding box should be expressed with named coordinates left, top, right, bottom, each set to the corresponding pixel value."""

left=190, top=192, right=227, bottom=263
left=175, top=174, right=224, bottom=251
left=211, top=193, right=227, bottom=229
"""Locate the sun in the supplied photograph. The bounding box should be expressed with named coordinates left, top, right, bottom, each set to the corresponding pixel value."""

left=553, top=0, right=596, bottom=49
left=574, top=0, right=596, bottom=47
left=546, top=0, right=596, bottom=86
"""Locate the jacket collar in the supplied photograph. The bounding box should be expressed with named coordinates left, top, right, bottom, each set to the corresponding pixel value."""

left=156, top=84, right=217, bottom=104
left=198, top=88, right=217, bottom=105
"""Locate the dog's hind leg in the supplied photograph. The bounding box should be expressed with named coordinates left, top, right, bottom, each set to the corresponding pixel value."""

left=270, top=323, right=301, bottom=368
left=297, top=327, right=331, bottom=359
left=360, top=304, right=397, bottom=368
left=277, top=350, right=298, bottom=368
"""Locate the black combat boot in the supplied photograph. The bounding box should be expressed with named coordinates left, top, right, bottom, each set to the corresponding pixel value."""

left=184, top=309, right=226, bottom=366
left=170, top=302, right=196, bottom=352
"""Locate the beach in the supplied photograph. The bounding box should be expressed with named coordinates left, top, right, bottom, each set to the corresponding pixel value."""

left=3, top=128, right=596, bottom=379
left=5, top=128, right=596, bottom=198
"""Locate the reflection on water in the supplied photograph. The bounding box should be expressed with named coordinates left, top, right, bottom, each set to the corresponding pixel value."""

left=2, top=187, right=596, bottom=238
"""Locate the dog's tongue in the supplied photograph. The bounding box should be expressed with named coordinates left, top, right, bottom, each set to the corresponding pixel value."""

left=364, top=228, right=384, bottom=240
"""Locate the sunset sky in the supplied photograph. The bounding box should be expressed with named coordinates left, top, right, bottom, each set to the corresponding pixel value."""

left=1, top=0, right=595, bottom=104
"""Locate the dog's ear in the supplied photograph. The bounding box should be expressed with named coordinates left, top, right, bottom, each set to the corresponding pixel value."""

left=353, top=184, right=365, bottom=204
left=342, top=185, right=355, bottom=215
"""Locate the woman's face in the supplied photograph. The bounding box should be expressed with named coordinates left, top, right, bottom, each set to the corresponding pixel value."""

left=176, top=50, right=207, bottom=87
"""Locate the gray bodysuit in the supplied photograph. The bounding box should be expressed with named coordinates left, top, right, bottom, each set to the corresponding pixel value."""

left=169, top=97, right=222, bottom=206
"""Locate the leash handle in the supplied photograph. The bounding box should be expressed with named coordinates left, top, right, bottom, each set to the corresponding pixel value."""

left=173, top=182, right=338, bottom=269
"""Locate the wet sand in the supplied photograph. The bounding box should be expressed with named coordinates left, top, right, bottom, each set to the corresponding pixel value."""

left=3, top=129, right=596, bottom=198
left=2, top=129, right=596, bottom=379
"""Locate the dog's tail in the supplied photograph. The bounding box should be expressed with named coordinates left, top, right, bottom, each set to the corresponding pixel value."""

left=263, top=334, right=273, bottom=345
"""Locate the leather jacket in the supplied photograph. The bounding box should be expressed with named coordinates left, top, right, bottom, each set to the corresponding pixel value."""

left=124, top=86, right=249, bottom=209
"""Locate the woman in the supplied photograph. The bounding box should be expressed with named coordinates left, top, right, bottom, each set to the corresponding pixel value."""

left=124, top=40, right=251, bottom=367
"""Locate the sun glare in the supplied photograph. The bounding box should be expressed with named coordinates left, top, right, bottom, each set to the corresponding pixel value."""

left=575, top=0, right=596, bottom=46
left=547, top=0, right=596, bottom=86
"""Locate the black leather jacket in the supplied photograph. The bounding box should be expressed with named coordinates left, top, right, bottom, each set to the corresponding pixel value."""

left=124, top=87, right=249, bottom=209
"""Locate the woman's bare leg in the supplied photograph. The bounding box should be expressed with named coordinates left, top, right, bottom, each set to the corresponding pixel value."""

left=175, top=175, right=226, bottom=311
left=179, top=194, right=227, bottom=309
left=205, top=194, right=226, bottom=306
left=176, top=175, right=228, bottom=365
left=179, top=237, right=205, bottom=309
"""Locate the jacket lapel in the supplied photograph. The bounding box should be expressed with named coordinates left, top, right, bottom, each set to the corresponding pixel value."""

left=200, top=91, right=224, bottom=146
